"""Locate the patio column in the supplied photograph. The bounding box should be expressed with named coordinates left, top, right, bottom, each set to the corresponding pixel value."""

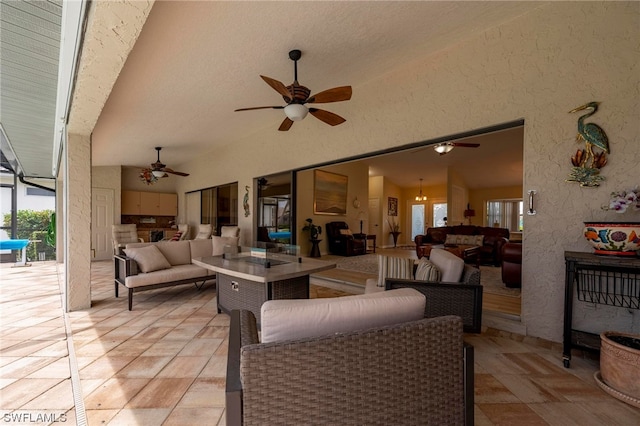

left=65, top=133, right=91, bottom=311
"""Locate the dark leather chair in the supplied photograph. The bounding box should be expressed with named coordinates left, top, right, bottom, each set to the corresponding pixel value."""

left=325, top=221, right=367, bottom=256
left=501, top=242, right=522, bottom=288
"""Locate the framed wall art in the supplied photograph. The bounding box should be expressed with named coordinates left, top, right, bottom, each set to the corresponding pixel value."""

left=388, top=197, right=398, bottom=216
left=314, top=169, right=348, bottom=215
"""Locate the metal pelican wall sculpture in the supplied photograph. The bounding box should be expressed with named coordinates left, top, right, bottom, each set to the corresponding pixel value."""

left=567, top=101, right=610, bottom=187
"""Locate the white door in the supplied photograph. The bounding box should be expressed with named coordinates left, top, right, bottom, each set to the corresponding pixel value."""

left=92, top=188, right=114, bottom=260
left=368, top=198, right=380, bottom=239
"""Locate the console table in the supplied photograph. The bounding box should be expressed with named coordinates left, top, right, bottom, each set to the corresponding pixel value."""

left=193, top=253, right=335, bottom=325
left=563, top=251, right=640, bottom=368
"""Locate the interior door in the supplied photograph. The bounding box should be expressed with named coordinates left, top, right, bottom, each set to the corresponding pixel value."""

left=368, top=198, right=380, bottom=240
left=92, top=188, right=114, bottom=260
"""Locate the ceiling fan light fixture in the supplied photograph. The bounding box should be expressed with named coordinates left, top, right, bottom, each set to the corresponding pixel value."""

left=284, top=103, right=308, bottom=121
left=434, top=143, right=454, bottom=154
left=152, top=170, right=165, bottom=178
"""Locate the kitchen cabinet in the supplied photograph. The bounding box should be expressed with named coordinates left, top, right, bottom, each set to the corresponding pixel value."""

left=122, top=191, right=178, bottom=216
left=122, top=191, right=142, bottom=215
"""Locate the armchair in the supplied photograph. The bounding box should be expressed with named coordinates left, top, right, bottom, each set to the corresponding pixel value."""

left=501, top=242, right=522, bottom=288
left=226, top=290, right=474, bottom=425
left=194, top=224, right=213, bottom=239
left=111, top=224, right=143, bottom=255
left=366, top=249, right=483, bottom=333
left=325, top=221, right=366, bottom=256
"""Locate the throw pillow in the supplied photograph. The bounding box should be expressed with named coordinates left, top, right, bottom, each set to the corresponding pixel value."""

left=415, top=258, right=441, bottom=282
left=445, top=234, right=484, bottom=246
left=377, top=255, right=414, bottom=287
left=170, top=231, right=182, bottom=241
left=124, top=245, right=171, bottom=273
left=339, top=229, right=353, bottom=236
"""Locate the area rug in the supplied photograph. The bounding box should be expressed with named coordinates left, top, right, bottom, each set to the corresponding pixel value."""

left=334, top=254, right=521, bottom=297
left=336, top=254, right=378, bottom=275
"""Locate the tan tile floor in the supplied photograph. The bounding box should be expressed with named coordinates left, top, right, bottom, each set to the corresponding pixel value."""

left=1, top=260, right=639, bottom=425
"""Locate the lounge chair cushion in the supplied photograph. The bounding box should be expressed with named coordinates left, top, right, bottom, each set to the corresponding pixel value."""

left=260, top=288, right=426, bottom=343
left=430, top=248, right=465, bottom=282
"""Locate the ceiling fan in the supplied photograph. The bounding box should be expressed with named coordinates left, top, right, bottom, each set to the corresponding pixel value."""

left=235, top=49, right=352, bottom=131
left=433, top=142, right=480, bottom=155
left=139, top=147, right=189, bottom=185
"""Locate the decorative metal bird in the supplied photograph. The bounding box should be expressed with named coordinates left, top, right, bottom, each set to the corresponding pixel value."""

left=569, top=102, right=609, bottom=168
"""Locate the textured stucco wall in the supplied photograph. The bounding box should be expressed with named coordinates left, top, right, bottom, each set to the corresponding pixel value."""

left=175, top=2, right=639, bottom=341
left=66, top=134, right=92, bottom=310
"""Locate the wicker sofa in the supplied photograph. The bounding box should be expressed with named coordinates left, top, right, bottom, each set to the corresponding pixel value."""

left=226, top=289, right=474, bottom=426
left=415, top=224, right=510, bottom=266
left=114, top=236, right=238, bottom=310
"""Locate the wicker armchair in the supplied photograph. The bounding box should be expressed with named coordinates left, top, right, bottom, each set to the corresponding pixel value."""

left=226, top=310, right=474, bottom=426
left=385, top=278, right=483, bottom=333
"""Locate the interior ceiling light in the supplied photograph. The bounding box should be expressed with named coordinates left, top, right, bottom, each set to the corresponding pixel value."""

left=415, top=178, right=428, bottom=201
left=433, top=143, right=454, bottom=154
left=284, top=104, right=309, bottom=121
left=152, top=170, right=166, bottom=178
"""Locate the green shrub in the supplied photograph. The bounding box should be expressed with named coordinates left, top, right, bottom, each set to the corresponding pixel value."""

left=2, top=210, right=55, bottom=261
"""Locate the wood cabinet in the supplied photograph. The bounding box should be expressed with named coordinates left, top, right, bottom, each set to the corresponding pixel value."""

left=122, top=191, right=178, bottom=216
left=122, top=191, right=142, bottom=215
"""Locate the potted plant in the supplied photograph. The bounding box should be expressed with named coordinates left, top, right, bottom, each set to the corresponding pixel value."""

left=387, top=218, right=401, bottom=248
left=597, top=331, right=640, bottom=408
left=302, top=218, right=322, bottom=240
left=583, top=186, right=640, bottom=256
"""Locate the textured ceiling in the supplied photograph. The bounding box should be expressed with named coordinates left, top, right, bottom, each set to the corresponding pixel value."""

left=0, top=0, right=62, bottom=178
left=89, top=0, right=540, bottom=181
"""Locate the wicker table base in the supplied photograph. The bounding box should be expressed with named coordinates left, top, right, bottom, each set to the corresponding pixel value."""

left=217, top=273, right=310, bottom=325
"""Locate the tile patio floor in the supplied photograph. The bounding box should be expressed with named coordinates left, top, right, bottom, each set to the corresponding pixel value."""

left=1, top=260, right=639, bottom=425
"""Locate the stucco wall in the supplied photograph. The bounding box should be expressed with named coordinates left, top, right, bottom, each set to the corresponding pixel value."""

left=175, top=2, right=640, bottom=341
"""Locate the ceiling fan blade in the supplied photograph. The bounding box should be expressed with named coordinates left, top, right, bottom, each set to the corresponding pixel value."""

left=163, top=168, right=189, bottom=177
left=309, top=108, right=346, bottom=126
left=452, top=143, right=480, bottom=148
left=235, top=106, right=284, bottom=112
left=308, top=86, right=352, bottom=104
left=278, top=117, right=294, bottom=131
left=260, top=75, right=292, bottom=101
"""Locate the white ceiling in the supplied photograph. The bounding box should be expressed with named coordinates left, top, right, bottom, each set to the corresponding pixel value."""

left=1, top=1, right=539, bottom=183
left=90, top=0, right=538, bottom=184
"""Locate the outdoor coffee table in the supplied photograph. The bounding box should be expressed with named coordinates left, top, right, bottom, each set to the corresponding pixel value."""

left=193, top=251, right=335, bottom=325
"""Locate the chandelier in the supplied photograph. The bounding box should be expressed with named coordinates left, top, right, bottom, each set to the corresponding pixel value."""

left=415, top=178, right=427, bottom=201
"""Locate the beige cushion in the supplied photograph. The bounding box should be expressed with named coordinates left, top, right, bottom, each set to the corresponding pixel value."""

left=124, top=264, right=210, bottom=288
left=377, top=255, right=414, bottom=287
left=220, top=226, right=240, bottom=237
left=190, top=239, right=214, bottom=259
left=124, top=245, right=171, bottom=273
left=415, top=257, right=441, bottom=281
left=212, top=236, right=239, bottom=256
left=444, top=234, right=484, bottom=246
left=260, top=288, right=426, bottom=343
left=429, top=248, right=464, bottom=282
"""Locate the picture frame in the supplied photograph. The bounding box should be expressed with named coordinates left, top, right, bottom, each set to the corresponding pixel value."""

left=314, top=169, right=348, bottom=215
left=388, top=197, right=398, bottom=216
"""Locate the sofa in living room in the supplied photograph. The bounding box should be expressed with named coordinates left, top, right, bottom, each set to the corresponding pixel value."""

left=414, top=225, right=509, bottom=266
